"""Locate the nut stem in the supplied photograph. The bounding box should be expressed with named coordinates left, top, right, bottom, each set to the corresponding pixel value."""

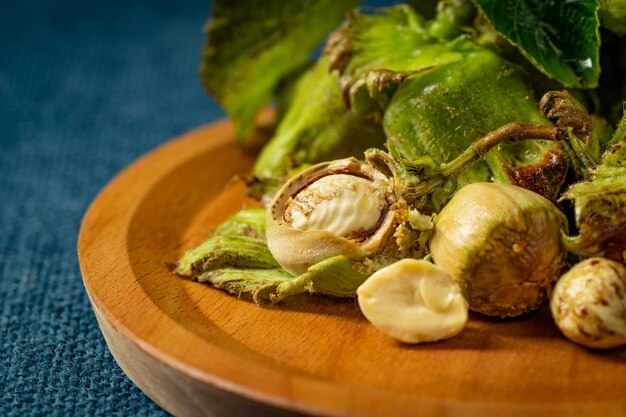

left=440, top=122, right=561, bottom=177
left=402, top=123, right=561, bottom=200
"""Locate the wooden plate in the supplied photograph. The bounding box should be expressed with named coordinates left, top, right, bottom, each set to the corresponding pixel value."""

left=78, top=115, right=626, bottom=417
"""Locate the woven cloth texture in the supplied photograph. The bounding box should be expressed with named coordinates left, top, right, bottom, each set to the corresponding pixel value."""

left=0, top=0, right=400, bottom=415
left=0, top=1, right=223, bottom=415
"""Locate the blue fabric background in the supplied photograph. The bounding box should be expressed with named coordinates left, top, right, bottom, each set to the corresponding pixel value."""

left=0, top=0, right=392, bottom=415
left=0, top=1, right=221, bottom=415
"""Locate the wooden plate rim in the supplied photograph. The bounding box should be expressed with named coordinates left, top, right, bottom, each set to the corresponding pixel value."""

left=77, top=117, right=625, bottom=417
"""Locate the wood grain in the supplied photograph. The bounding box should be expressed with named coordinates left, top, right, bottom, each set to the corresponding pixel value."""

left=78, top=116, right=626, bottom=417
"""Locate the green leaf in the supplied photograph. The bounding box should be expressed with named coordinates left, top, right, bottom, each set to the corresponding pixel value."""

left=175, top=235, right=280, bottom=276
left=195, top=268, right=293, bottom=303
left=175, top=208, right=277, bottom=275
left=193, top=255, right=370, bottom=304
left=200, top=0, right=361, bottom=141
left=174, top=209, right=370, bottom=303
left=474, top=0, right=601, bottom=88
left=604, top=104, right=626, bottom=153
left=600, top=0, right=626, bottom=34
left=252, top=57, right=386, bottom=180
left=326, top=5, right=472, bottom=104
left=213, top=207, right=267, bottom=239
left=272, top=255, right=369, bottom=302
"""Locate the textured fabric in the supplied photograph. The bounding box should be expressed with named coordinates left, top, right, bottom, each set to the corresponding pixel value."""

left=0, top=1, right=222, bottom=415
left=0, top=0, right=397, bottom=415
